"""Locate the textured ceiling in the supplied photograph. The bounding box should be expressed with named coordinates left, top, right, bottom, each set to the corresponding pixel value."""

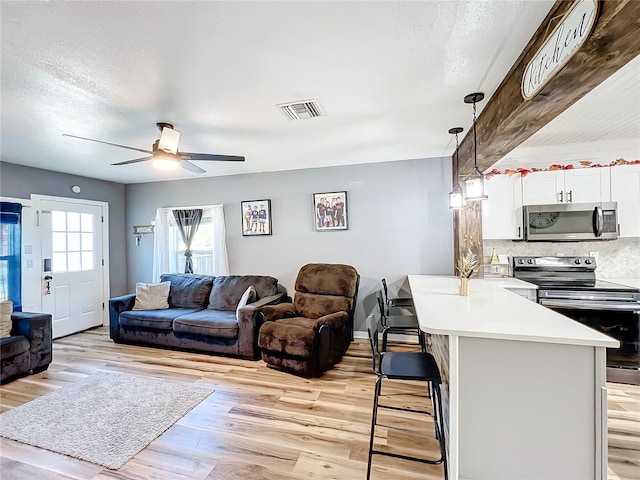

left=0, top=1, right=558, bottom=184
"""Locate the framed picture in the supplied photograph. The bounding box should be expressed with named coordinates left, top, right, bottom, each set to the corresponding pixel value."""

left=313, top=191, right=348, bottom=231
left=241, top=200, right=272, bottom=236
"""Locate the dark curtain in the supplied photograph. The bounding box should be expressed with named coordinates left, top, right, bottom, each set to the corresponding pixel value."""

left=0, top=202, right=22, bottom=311
left=172, top=209, right=203, bottom=273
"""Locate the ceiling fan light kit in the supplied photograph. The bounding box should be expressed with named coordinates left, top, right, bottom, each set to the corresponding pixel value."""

left=152, top=153, right=181, bottom=171
left=156, top=122, right=180, bottom=154
left=63, top=122, right=245, bottom=174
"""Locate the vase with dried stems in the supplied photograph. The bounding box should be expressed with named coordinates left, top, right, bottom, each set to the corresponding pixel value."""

left=456, top=249, right=479, bottom=296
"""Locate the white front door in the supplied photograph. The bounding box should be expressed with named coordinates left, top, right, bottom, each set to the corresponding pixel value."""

left=40, top=199, right=105, bottom=339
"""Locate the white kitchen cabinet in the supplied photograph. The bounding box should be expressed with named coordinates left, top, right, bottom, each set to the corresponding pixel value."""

left=482, top=173, right=524, bottom=240
left=565, top=167, right=611, bottom=203
left=521, top=170, right=562, bottom=205
left=522, top=167, right=611, bottom=205
left=611, top=164, right=640, bottom=237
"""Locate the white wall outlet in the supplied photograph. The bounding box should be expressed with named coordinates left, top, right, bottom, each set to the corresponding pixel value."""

left=589, top=251, right=599, bottom=263
left=26, top=259, right=34, bottom=268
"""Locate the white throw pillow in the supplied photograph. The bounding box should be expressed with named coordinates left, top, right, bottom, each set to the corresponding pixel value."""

left=236, top=285, right=257, bottom=317
left=132, top=281, right=171, bottom=310
left=0, top=300, right=13, bottom=337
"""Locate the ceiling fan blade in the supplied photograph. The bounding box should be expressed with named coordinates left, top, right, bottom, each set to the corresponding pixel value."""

left=179, top=152, right=245, bottom=162
left=180, top=159, right=206, bottom=174
left=111, top=156, right=153, bottom=166
left=158, top=127, right=180, bottom=154
left=63, top=134, right=153, bottom=154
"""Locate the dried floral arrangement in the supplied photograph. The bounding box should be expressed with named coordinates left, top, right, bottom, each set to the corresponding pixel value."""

left=457, top=249, right=480, bottom=279
left=485, top=158, right=640, bottom=180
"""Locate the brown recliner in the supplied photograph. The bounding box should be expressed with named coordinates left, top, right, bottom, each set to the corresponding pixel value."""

left=258, top=263, right=360, bottom=377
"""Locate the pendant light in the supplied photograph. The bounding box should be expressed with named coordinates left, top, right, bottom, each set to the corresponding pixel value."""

left=448, top=127, right=465, bottom=209
left=463, top=92, right=488, bottom=201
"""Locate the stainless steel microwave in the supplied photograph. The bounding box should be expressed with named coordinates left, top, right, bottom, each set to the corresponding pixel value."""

left=524, top=202, right=618, bottom=242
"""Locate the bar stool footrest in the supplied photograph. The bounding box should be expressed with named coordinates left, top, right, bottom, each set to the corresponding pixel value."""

left=371, top=449, right=444, bottom=465
left=378, top=404, right=433, bottom=417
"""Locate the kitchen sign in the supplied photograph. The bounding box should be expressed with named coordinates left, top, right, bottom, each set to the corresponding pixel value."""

left=522, top=0, right=598, bottom=100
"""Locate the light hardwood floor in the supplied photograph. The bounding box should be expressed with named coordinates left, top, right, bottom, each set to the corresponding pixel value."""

left=0, top=327, right=638, bottom=480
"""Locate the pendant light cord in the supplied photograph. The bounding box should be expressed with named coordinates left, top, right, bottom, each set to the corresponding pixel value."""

left=455, top=131, right=460, bottom=176
left=472, top=100, right=478, bottom=171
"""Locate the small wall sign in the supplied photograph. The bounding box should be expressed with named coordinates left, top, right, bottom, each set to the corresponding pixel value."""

left=522, top=0, right=598, bottom=100
left=133, top=225, right=154, bottom=235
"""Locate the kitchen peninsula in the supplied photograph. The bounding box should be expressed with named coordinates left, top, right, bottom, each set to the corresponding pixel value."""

left=408, top=275, right=619, bottom=480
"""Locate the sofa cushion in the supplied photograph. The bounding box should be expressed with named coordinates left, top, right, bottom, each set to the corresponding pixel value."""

left=173, top=310, right=239, bottom=338
left=208, top=275, right=278, bottom=311
left=160, top=274, right=214, bottom=309
left=132, top=282, right=170, bottom=310
left=0, top=335, right=30, bottom=358
left=119, top=308, right=201, bottom=331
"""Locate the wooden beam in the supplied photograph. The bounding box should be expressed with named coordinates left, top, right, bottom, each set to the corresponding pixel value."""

left=452, top=0, right=640, bottom=271
left=452, top=202, right=484, bottom=278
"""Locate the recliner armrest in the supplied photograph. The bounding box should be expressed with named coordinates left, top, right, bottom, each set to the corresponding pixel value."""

left=259, top=303, right=297, bottom=322
left=312, top=311, right=349, bottom=331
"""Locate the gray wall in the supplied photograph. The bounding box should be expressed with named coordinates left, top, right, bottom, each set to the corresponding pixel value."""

left=126, top=157, right=454, bottom=331
left=0, top=161, right=128, bottom=296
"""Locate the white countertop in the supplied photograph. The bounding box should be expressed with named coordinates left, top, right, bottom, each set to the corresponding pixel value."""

left=408, top=275, right=619, bottom=348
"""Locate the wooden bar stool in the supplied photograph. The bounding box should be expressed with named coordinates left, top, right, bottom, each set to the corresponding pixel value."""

left=365, top=315, right=447, bottom=480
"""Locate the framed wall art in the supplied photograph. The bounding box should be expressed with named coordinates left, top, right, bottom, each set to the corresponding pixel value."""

left=313, top=191, right=348, bottom=231
left=241, top=200, right=272, bottom=236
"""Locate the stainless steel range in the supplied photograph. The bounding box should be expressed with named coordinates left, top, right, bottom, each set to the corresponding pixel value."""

left=513, top=256, right=640, bottom=385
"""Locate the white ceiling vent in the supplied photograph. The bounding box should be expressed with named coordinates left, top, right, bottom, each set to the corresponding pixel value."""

left=277, top=99, right=324, bottom=121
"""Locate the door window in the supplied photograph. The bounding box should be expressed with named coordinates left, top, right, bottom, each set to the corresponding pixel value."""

left=51, top=211, right=95, bottom=273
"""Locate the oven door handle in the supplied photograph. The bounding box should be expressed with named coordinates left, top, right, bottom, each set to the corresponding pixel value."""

left=540, top=299, right=640, bottom=312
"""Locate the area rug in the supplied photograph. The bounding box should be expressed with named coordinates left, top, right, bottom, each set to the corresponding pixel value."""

left=0, top=372, right=213, bottom=469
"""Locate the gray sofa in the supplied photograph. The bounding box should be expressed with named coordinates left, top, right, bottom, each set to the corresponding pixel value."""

left=109, top=273, right=287, bottom=359
left=0, top=312, right=53, bottom=384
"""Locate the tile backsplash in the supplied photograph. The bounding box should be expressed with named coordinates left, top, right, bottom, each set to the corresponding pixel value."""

left=484, top=238, right=640, bottom=279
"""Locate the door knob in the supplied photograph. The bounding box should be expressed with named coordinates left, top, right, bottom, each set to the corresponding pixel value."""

left=44, top=275, right=53, bottom=295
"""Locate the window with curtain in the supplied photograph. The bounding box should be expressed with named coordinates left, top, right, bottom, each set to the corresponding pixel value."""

left=0, top=202, right=22, bottom=310
left=152, top=205, right=229, bottom=281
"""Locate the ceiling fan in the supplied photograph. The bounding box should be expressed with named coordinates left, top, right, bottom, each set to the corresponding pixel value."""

left=63, top=122, right=245, bottom=174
